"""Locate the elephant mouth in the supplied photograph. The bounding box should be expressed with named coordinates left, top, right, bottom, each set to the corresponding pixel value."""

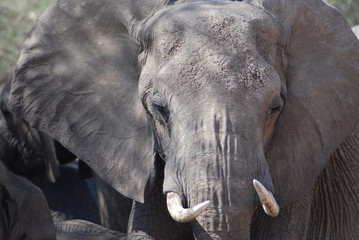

left=166, top=179, right=279, bottom=223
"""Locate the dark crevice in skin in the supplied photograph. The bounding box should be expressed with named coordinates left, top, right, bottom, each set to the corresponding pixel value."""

left=251, top=125, right=359, bottom=239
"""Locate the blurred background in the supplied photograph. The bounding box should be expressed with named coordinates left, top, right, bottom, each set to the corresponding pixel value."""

left=0, top=0, right=358, bottom=82
left=0, top=0, right=52, bottom=81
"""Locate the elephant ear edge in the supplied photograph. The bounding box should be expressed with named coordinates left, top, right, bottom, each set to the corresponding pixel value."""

left=9, top=0, right=154, bottom=202
left=263, top=0, right=359, bottom=206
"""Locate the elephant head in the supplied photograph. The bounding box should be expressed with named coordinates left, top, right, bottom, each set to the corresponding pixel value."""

left=9, top=0, right=359, bottom=239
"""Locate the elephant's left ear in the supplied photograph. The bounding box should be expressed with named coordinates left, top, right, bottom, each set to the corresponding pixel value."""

left=263, top=0, right=359, bottom=205
left=9, top=0, right=159, bottom=202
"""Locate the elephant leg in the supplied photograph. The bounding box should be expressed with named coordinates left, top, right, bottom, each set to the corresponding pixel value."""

left=127, top=158, right=194, bottom=240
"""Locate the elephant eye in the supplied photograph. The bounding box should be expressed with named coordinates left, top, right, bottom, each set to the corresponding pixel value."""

left=270, top=105, right=281, bottom=113
left=153, top=102, right=170, bottom=123
left=269, top=95, right=284, bottom=114
left=152, top=92, right=170, bottom=124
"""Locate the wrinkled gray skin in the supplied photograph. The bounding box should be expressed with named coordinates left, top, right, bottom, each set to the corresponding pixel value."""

left=10, top=0, right=359, bottom=239
left=0, top=79, right=99, bottom=223
left=0, top=80, right=57, bottom=180
left=0, top=80, right=120, bottom=238
left=1, top=78, right=132, bottom=234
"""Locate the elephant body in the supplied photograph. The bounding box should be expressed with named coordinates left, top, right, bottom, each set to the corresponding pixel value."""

left=9, top=0, right=359, bottom=239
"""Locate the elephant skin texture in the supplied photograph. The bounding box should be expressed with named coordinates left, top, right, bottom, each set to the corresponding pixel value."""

left=9, top=0, right=359, bottom=239
left=0, top=80, right=113, bottom=238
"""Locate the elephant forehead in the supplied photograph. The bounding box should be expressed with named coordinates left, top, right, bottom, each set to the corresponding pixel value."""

left=146, top=1, right=284, bottom=93
left=157, top=48, right=280, bottom=93
left=149, top=1, right=282, bottom=51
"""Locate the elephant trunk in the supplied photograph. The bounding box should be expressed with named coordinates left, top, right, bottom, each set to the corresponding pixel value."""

left=164, top=130, right=279, bottom=239
left=55, top=219, right=126, bottom=239
left=187, top=177, right=255, bottom=239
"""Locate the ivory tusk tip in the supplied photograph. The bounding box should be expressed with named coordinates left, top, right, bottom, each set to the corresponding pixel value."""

left=193, top=200, right=210, bottom=212
left=252, top=179, right=262, bottom=189
left=166, top=192, right=209, bottom=223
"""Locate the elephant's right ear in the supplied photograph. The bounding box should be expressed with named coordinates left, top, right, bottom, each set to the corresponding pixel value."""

left=10, top=0, right=154, bottom=202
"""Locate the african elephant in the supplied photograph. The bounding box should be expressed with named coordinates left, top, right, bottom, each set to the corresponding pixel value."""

left=9, top=0, right=359, bottom=239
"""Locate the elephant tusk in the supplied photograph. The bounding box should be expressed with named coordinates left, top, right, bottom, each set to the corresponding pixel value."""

left=253, top=179, right=280, bottom=217
left=166, top=192, right=210, bottom=223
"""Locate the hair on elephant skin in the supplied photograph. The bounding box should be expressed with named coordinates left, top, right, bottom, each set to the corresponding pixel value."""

left=9, top=0, right=359, bottom=239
